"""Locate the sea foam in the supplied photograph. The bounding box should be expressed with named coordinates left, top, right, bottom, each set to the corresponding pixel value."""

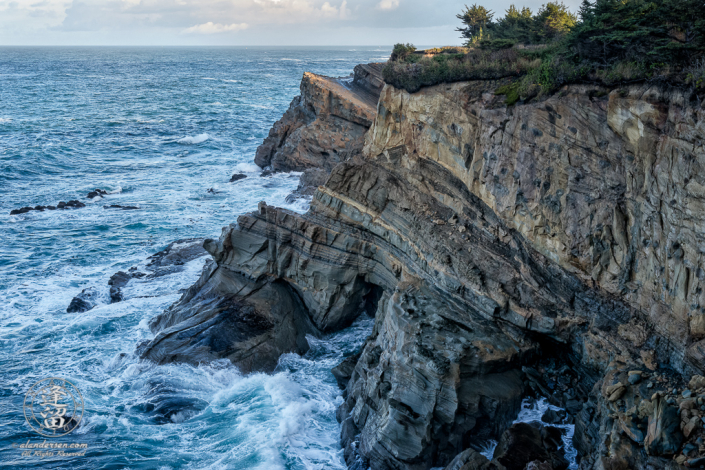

left=177, top=133, right=210, bottom=144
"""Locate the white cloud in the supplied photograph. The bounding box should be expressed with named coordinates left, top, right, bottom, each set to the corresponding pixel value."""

left=321, top=0, right=349, bottom=19
left=377, top=0, right=399, bottom=10
left=183, top=22, right=249, bottom=34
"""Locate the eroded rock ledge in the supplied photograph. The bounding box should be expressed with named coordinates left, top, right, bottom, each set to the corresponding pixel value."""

left=142, top=69, right=705, bottom=469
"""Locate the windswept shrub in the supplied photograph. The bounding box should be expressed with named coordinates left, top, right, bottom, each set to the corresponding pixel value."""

left=390, top=43, right=417, bottom=62
left=383, top=48, right=533, bottom=93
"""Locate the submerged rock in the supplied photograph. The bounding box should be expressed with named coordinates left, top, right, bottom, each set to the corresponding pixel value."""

left=103, top=204, right=139, bottom=210
left=87, top=189, right=108, bottom=198
left=10, top=199, right=84, bottom=215
left=66, top=287, right=98, bottom=313
left=229, top=173, right=247, bottom=182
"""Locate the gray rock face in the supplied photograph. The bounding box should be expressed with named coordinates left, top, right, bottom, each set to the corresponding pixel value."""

left=140, top=260, right=318, bottom=372
left=341, top=285, right=531, bottom=469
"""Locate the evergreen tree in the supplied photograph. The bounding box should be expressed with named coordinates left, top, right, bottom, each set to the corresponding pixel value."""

left=535, top=2, right=577, bottom=40
left=457, top=4, right=494, bottom=44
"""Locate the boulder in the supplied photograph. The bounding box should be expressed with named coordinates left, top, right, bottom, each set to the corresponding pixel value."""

left=644, top=395, right=684, bottom=456
left=493, top=423, right=568, bottom=470
left=229, top=173, right=247, bottom=182
left=66, top=287, right=98, bottom=313
left=443, top=448, right=490, bottom=470
left=541, top=408, right=566, bottom=425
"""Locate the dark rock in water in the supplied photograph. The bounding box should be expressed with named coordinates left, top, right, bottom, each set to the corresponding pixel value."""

left=493, top=422, right=568, bottom=470
left=147, top=238, right=207, bottom=269
left=541, top=408, right=566, bottom=425
left=87, top=189, right=108, bottom=198
left=106, top=239, right=207, bottom=305
left=229, top=173, right=247, bottom=182
left=109, top=286, right=123, bottom=303
left=332, top=352, right=360, bottom=389
left=11, top=199, right=86, bottom=215
left=525, top=461, right=553, bottom=470
left=443, top=448, right=490, bottom=470
left=67, top=287, right=98, bottom=313
left=140, top=264, right=319, bottom=373
left=9, top=207, right=32, bottom=215
left=108, top=271, right=136, bottom=303
left=564, top=399, right=582, bottom=416
left=103, top=204, right=139, bottom=210
left=644, top=395, right=683, bottom=456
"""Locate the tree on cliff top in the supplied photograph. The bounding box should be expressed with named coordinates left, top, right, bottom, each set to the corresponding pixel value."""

left=456, top=4, right=494, bottom=44
left=457, top=2, right=577, bottom=46
left=568, top=0, right=705, bottom=66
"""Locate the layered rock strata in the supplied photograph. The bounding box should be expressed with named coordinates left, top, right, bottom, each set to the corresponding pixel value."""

left=143, top=70, right=705, bottom=469
left=254, top=64, right=383, bottom=178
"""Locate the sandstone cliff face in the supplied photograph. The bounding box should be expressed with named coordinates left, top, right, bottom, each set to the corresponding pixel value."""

left=254, top=66, right=382, bottom=174
left=143, top=71, right=705, bottom=469
left=366, top=82, right=705, bottom=373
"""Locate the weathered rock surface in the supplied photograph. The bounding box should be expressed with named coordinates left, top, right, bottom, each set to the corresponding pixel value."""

left=66, top=287, right=98, bottom=313
left=254, top=64, right=383, bottom=174
left=144, top=69, right=705, bottom=469
left=492, top=422, right=567, bottom=470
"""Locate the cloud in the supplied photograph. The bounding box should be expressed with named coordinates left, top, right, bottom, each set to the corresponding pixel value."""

left=183, top=22, right=249, bottom=34
left=0, top=0, right=583, bottom=45
left=376, top=0, right=399, bottom=10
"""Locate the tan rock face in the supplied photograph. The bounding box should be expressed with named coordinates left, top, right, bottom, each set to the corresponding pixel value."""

left=254, top=69, right=380, bottom=173
left=365, top=81, right=705, bottom=372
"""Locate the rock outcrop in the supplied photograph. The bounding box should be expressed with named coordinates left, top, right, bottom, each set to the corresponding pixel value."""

left=143, top=65, right=705, bottom=469
left=254, top=64, right=383, bottom=178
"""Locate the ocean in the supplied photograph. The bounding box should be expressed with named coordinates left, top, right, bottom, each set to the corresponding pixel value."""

left=0, top=46, right=391, bottom=470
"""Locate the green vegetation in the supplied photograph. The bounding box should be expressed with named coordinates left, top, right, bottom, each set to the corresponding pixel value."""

left=457, top=2, right=576, bottom=47
left=390, top=43, right=417, bottom=62
left=385, top=0, right=705, bottom=99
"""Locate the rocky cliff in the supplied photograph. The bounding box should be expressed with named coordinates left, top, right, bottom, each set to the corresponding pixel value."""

left=254, top=64, right=383, bottom=174
left=142, top=67, right=705, bottom=469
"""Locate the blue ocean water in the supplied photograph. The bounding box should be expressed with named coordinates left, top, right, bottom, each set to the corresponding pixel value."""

left=0, top=47, right=391, bottom=470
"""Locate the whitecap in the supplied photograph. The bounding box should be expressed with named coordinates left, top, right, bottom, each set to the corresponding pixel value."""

left=0, top=118, right=12, bottom=123
left=233, top=162, right=260, bottom=173
left=177, top=133, right=210, bottom=145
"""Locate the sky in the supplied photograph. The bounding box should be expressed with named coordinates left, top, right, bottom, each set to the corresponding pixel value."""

left=0, top=0, right=582, bottom=46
